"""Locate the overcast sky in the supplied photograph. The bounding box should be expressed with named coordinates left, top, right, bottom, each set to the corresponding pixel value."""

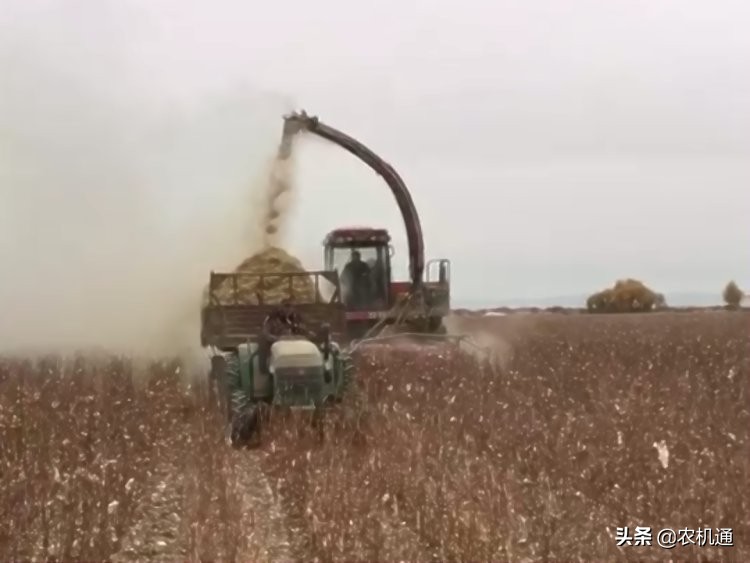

left=2, top=0, right=749, bottom=309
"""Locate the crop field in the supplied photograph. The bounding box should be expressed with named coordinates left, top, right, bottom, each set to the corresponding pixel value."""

left=1, top=310, right=748, bottom=561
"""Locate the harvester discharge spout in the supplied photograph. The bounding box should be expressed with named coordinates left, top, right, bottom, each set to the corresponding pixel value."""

left=278, top=110, right=316, bottom=160
left=279, top=110, right=425, bottom=291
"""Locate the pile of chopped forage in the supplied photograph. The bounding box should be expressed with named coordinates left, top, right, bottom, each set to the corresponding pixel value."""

left=206, top=246, right=319, bottom=305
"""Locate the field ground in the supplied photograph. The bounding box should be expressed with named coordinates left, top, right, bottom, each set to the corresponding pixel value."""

left=1, top=310, right=748, bottom=561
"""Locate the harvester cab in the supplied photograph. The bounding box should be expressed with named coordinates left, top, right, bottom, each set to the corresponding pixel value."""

left=324, top=226, right=451, bottom=338
left=324, top=227, right=391, bottom=309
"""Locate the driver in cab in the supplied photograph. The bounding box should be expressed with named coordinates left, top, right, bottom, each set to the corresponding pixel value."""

left=341, top=250, right=372, bottom=307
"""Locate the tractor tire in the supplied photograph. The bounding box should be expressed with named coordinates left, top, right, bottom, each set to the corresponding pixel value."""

left=210, top=355, right=230, bottom=420
left=225, top=351, right=264, bottom=448
left=229, top=403, right=262, bottom=449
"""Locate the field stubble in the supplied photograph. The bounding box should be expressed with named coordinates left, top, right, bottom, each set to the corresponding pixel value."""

left=0, top=356, right=283, bottom=561
left=1, top=311, right=748, bottom=561
left=263, top=311, right=750, bottom=561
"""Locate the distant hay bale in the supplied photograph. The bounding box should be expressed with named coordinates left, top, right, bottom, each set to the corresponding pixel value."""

left=587, top=278, right=661, bottom=313
left=204, top=246, right=319, bottom=305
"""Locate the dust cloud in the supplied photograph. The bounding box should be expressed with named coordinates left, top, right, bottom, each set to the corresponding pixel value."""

left=443, top=313, right=539, bottom=372
left=0, top=44, right=292, bottom=361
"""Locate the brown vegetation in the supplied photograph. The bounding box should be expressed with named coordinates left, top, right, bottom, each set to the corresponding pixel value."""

left=262, top=311, right=749, bottom=560
left=2, top=311, right=748, bottom=561
left=0, top=357, right=269, bottom=561
left=723, top=280, right=744, bottom=310
left=587, top=278, right=665, bottom=313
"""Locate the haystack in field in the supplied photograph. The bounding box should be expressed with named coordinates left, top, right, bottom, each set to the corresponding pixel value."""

left=206, top=246, right=319, bottom=305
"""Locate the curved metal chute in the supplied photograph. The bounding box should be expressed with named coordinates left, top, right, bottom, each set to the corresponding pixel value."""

left=279, top=110, right=425, bottom=290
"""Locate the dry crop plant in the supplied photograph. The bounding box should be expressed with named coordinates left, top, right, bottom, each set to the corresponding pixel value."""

left=0, top=355, right=258, bottom=562
left=262, top=312, right=749, bottom=561
left=0, top=355, right=157, bottom=560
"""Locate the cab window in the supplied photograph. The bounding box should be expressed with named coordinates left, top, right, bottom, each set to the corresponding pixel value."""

left=328, top=246, right=388, bottom=308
